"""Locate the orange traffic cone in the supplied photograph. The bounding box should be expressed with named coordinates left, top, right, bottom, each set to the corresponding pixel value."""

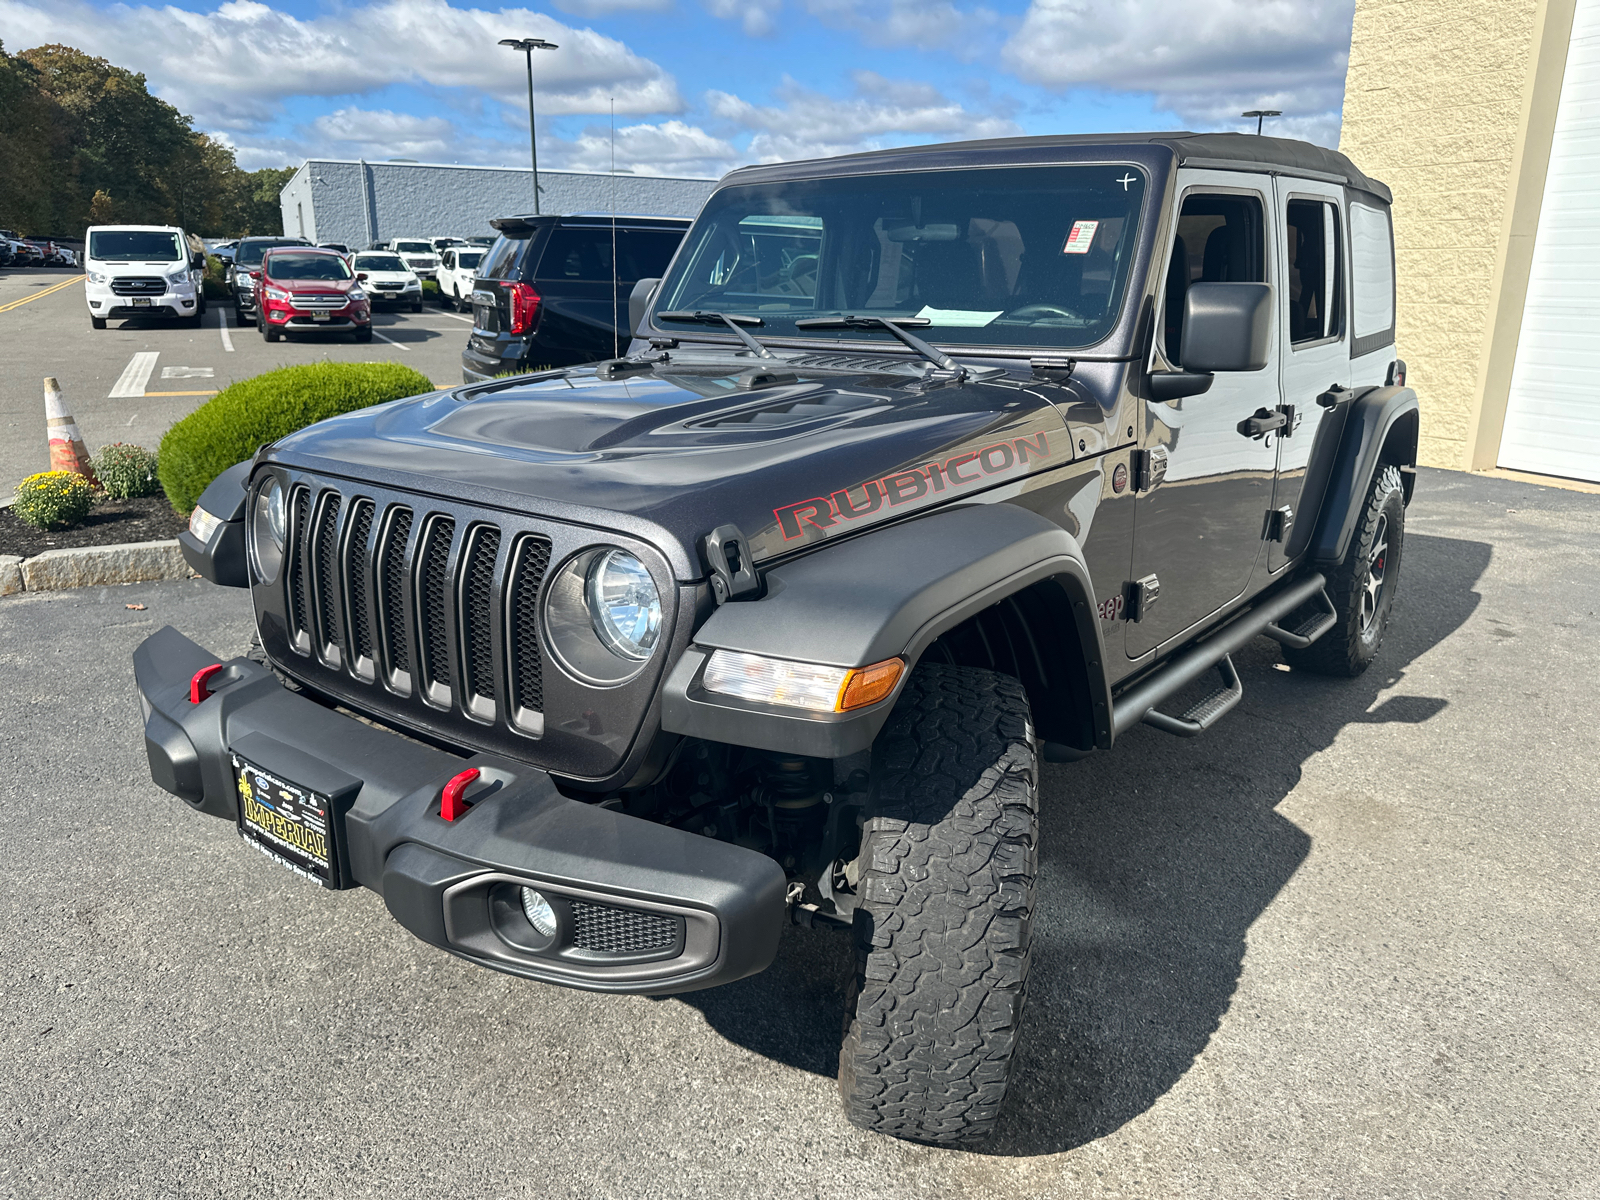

left=45, top=377, right=96, bottom=485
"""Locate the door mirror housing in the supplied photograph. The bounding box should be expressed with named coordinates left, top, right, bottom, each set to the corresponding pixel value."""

left=1147, top=371, right=1215, bottom=402
left=250, top=269, right=262, bottom=281
left=628, top=277, right=661, bottom=338
left=356, top=272, right=369, bottom=282
left=1178, top=282, right=1273, bottom=373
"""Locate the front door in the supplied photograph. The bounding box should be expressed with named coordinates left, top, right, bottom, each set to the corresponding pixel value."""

left=1126, top=172, right=1282, bottom=658
left=1269, top=179, right=1352, bottom=573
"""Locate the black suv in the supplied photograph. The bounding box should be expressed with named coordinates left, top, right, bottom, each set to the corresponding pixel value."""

left=461, top=213, right=689, bottom=380
left=142, top=133, right=1418, bottom=1147
left=228, top=236, right=311, bottom=326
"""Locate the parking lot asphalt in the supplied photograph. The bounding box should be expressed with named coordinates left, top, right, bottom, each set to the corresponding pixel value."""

left=0, top=266, right=471, bottom=491
left=2, top=467, right=1597, bottom=1197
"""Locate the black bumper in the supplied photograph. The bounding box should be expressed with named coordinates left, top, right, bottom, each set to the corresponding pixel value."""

left=133, top=626, right=787, bottom=995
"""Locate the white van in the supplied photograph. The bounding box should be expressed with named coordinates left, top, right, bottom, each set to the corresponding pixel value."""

left=84, top=225, right=207, bottom=329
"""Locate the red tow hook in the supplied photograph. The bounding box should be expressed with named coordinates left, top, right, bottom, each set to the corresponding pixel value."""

left=189, top=663, right=224, bottom=704
left=440, top=768, right=481, bottom=822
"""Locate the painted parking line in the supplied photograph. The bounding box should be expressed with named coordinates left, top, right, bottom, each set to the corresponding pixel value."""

left=217, top=305, right=234, bottom=353
left=0, top=275, right=83, bottom=314
left=372, top=330, right=411, bottom=352
left=110, top=351, right=160, bottom=398
left=433, top=311, right=474, bottom=324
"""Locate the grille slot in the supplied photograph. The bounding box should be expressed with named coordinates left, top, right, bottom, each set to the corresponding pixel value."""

left=110, top=277, right=164, bottom=296
left=460, top=525, right=501, bottom=712
left=506, top=535, right=552, bottom=729
left=312, top=492, right=342, bottom=658
left=416, top=516, right=456, bottom=701
left=376, top=507, right=413, bottom=685
left=345, top=499, right=376, bottom=665
left=286, top=487, right=312, bottom=649
left=570, top=901, right=680, bottom=955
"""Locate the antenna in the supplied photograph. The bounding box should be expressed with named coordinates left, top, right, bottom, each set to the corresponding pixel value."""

left=611, top=97, right=619, bottom=360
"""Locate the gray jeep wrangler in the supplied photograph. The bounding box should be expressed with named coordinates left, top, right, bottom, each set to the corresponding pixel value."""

left=138, top=132, right=1416, bottom=1146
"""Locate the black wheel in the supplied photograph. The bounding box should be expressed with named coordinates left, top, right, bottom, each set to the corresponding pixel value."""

left=91, top=317, right=106, bottom=330
left=411, top=299, right=423, bottom=313
left=838, top=662, right=1038, bottom=1146
left=261, top=320, right=279, bottom=343
left=235, top=306, right=253, bottom=327
left=456, top=289, right=470, bottom=314
left=354, top=325, right=372, bottom=343
left=1283, top=464, right=1405, bottom=676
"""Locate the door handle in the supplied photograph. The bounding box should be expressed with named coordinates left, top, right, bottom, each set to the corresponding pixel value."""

left=1237, top=408, right=1288, bottom=438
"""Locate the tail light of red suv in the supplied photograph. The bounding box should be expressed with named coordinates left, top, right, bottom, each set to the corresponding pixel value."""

left=504, top=281, right=541, bottom=334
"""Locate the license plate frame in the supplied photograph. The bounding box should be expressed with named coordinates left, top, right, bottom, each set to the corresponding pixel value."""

left=131, top=297, right=152, bottom=307
left=233, top=754, right=341, bottom=887
left=311, top=312, right=331, bottom=322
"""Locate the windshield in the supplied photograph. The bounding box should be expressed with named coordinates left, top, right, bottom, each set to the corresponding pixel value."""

left=456, top=251, right=483, bottom=270
left=395, top=242, right=432, bottom=254
left=89, top=231, right=180, bottom=262
left=655, top=165, right=1148, bottom=350
left=237, top=239, right=308, bottom=266
left=265, top=252, right=353, bottom=281
left=354, top=254, right=408, bottom=272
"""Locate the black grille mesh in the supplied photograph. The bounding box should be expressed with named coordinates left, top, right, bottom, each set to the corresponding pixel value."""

left=508, top=536, right=552, bottom=715
left=462, top=527, right=500, bottom=702
left=378, top=507, right=413, bottom=677
left=345, top=500, right=375, bottom=662
left=287, top=488, right=311, bottom=641
left=418, top=517, right=456, bottom=692
left=570, top=902, right=680, bottom=955
left=314, top=493, right=341, bottom=652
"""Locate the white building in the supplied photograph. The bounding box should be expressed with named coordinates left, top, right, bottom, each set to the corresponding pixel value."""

left=279, top=159, right=719, bottom=249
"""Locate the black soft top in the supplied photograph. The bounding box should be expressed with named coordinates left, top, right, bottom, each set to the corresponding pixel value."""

left=721, top=131, right=1391, bottom=205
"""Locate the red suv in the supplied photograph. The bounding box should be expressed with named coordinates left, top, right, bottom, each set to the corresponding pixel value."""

left=255, top=246, right=372, bottom=342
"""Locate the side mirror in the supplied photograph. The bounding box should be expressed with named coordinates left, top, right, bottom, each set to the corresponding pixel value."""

left=1178, top=282, right=1273, bottom=373
left=250, top=269, right=262, bottom=281
left=356, top=272, right=369, bottom=282
left=628, top=276, right=661, bottom=337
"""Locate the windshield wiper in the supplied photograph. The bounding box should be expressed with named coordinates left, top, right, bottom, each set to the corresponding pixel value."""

left=656, top=310, right=775, bottom=359
left=794, top=314, right=964, bottom=376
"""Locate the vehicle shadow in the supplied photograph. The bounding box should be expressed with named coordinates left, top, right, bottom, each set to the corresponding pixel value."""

left=675, top=531, right=1488, bottom=1155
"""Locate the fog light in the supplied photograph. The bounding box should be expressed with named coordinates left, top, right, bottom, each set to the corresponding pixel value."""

left=520, top=888, right=556, bottom=937
left=188, top=505, right=221, bottom=544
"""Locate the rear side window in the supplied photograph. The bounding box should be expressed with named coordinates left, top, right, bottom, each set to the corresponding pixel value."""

left=1350, top=202, right=1395, bottom=353
left=1286, top=198, right=1344, bottom=344
left=477, top=234, right=529, bottom=281
left=1164, top=192, right=1265, bottom=362
left=535, top=227, right=686, bottom=284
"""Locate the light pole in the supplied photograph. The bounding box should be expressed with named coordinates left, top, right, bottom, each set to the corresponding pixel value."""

left=499, top=37, right=558, bottom=214
left=1242, top=109, right=1282, bottom=136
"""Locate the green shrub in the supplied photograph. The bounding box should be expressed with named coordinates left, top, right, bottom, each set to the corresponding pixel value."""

left=92, top=443, right=161, bottom=499
left=13, top=471, right=96, bottom=530
left=203, top=254, right=230, bottom=301
left=421, top=279, right=439, bottom=298
left=158, top=362, right=434, bottom=514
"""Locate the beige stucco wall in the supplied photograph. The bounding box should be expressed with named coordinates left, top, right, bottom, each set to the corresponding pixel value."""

left=1340, top=0, right=1572, bottom=469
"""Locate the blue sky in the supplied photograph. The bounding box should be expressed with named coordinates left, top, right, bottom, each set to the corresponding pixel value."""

left=0, top=0, right=1358, bottom=175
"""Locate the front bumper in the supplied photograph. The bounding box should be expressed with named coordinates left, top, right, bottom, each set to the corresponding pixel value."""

left=133, top=626, right=787, bottom=994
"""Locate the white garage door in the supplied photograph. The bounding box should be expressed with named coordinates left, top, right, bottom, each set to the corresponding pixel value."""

left=1499, top=0, right=1600, bottom=483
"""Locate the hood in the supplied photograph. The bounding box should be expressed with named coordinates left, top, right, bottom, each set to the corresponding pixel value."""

left=270, top=351, right=1100, bottom=577
left=273, top=277, right=356, bottom=293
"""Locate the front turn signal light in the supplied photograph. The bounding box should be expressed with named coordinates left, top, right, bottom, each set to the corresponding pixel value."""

left=838, top=658, right=904, bottom=711
left=702, top=650, right=904, bottom=713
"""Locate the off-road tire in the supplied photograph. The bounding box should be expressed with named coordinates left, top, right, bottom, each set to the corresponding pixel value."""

left=839, top=663, right=1038, bottom=1146
left=1284, top=464, right=1405, bottom=676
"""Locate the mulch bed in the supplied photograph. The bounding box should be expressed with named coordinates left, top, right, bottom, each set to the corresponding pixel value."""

left=0, top=493, right=188, bottom=558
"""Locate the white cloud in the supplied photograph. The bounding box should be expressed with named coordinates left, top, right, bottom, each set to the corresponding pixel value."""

left=0, top=0, right=684, bottom=131
left=702, top=0, right=781, bottom=37
left=1001, top=0, right=1355, bottom=146
left=554, top=119, right=739, bottom=175
left=799, top=0, right=996, bottom=54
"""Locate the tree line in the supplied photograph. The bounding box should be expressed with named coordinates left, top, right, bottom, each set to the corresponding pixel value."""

left=0, top=41, right=293, bottom=239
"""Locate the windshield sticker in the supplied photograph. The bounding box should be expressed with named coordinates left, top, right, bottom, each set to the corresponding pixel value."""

left=913, top=306, right=1004, bottom=328
left=1062, top=221, right=1099, bottom=255
left=774, top=431, right=1053, bottom=540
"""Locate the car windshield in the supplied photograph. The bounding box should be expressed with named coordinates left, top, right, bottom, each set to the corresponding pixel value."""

left=89, top=231, right=181, bottom=262
left=655, top=164, right=1149, bottom=351
left=456, top=251, right=483, bottom=269
left=354, top=255, right=408, bottom=272
left=395, top=242, right=432, bottom=254
left=266, top=252, right=353, bottom=281
left=237, top=239, right=308, bottom=266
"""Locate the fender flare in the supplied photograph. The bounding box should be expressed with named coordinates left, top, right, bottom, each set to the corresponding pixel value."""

left=1307, top=385, right=1418, bottom=566
left=660, top=503, right=1112, bottom=758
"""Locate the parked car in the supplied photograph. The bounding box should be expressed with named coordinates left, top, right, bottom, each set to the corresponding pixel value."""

left=0, top=240, right=12, bottom=268
left=430, top=236, right=468, bottom=256
left=318, top=242, right=352, bottom=255
left=11, top=240, right=43, bottom=267
left=349, top=251, right=423, bottom=311
left=140, top=131, right=1416, bottom=1149
left=385, top=237, right=440, bottom=280
left=462, top=213, right=690, bottom=377
left=434, top=245, right=485, bottom=311
left=228, top=236, right=312, bottom=326
left=83, top=224, right=207, bottom=328
left=254, top=245, right=371, bottom=343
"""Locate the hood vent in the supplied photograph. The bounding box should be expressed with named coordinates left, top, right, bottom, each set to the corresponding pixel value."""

left=693, top=390, right=887, bottom=430
left=789, top=353, right=925, bottom=373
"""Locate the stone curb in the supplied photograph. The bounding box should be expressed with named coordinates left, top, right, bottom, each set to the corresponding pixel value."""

left=2, top=539, right=197, bottom=595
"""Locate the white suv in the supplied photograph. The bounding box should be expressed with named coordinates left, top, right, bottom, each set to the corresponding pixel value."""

left=84, top=225, right=206, bottom=329
left=434, top=245, right=485, bottom=311
left=385, top=238, right=440, bottom=281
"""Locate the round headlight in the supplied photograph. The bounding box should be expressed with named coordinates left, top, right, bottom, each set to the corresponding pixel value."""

left=542, top=547, right=663, bottom=685
left=586, top=550, right=661, bottom=660
left=250, top=477, right=287, bottom=582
